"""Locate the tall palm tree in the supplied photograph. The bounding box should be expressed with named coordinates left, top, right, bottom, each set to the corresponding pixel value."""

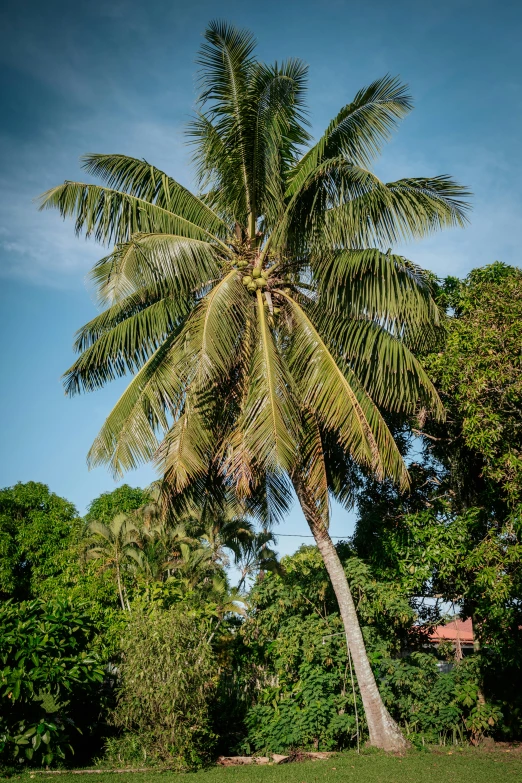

left=40, top=21, right=470, bottom=749
left=85, top=513, right=141, bottom=610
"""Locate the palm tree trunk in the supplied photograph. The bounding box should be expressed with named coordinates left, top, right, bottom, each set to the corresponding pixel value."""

left=293, top=479, right=409, bottom=752
left=116, top=561, right=126, bottom=611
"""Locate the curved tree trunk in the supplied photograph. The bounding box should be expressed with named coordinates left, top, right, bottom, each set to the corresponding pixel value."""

left=293, top=479, right=409, bottom=752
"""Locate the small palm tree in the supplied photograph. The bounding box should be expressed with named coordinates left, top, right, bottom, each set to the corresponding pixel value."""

left=85, top=513, right=141, bottom=610
left=236, top=529, right=282, bottom=591
left=182, top=502, right=255, bottom=567
left=206, top=575, right=248, bottom=643
left=41, top=22, right=470, bottom=749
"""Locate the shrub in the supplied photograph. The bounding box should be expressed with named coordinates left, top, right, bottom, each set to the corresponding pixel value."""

left=0, top=599, right=105, bottom=768
left=108, top=607, right=218, bottom=768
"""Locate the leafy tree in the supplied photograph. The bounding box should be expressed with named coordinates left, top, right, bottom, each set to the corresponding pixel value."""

left=40, top=21, right=469, bottom=749
left=0, top=482, right=80, bottom=601
left=236, top=529, right=281, bottom=590
left=0, top=599, right=105, bottom=768
left=238, top=546, right=493, bottom=751
left=85, top=485, right=151, bottom=525
left=353, top=263, right=522, bottom=739
left=425, top=261, right=522, bottom=511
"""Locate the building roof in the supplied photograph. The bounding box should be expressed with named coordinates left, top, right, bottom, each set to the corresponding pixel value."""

left=429, top=617, right=474, bottom=644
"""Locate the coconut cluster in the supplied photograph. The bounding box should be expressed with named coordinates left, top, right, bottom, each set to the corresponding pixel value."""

left=240, top=265, right=269, bottom=294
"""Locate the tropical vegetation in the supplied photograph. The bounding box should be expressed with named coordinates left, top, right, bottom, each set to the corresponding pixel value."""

left=1, top=17, right=518, bottom=774
left=37, top=20, right=472, bottom=751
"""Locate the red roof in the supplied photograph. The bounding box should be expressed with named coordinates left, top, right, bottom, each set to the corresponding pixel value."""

left=429, top=617, right=474, bottom=644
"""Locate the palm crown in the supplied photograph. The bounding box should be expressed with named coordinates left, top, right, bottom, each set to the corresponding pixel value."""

left=39, top=21, right=469, bottom=519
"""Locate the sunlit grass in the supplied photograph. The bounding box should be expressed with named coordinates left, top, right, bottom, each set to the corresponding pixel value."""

left=3, top=747, right=522, bottom=783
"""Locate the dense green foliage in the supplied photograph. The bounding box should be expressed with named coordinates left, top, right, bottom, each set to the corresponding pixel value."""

left=0, top=599, right=105, bottom=767
left=236, top=546, right=499, bottom=752
left=107, top=608, right=218, bottom=768
left=85, top=485, right=152, bottom=525
left=427, top=261, right=522, bottom=510
left=0, top=482, right=80, bottom=601
left=354, top=262, right=522, bottom=740
left=1, top=262, right=521, bottom=769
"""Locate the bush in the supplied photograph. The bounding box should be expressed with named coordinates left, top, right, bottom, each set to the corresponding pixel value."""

left=108, top=607, right=218, bottom=769
left=0, top=599, right=105, bottom=768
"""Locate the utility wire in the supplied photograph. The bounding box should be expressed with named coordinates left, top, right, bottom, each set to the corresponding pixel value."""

left=274, top=533, right=349, bottom=539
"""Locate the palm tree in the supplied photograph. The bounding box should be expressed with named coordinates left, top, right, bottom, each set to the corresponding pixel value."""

left=180, top=501, right=255, bottom=567
left=40, top=21, right=470, bottom=749
left=206, top=575, right=248, bottom=643
left=85, top=513, right=141, bottom=610
left=236, top=529, right=282, bottom=591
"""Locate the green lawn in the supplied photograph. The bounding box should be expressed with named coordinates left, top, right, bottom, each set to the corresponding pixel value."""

left=3, top=749, right=522, bottom=783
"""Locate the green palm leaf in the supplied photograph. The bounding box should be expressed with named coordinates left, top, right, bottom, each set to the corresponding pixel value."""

left=64, top=295, right=190, bottom=395
left=312, top=248, right=440, bottom=328
left=81, top=153, right=229, bottom=237
left=285, top=294, right=407, bottom=487
left=286, top=75, right=412, bottom=198
left=322, top=174, right=470, bottom=248
left=237, top=291, right=299, bottom=472
left=321, top=315, right=443, bottom=415
left=37, top=182, right=228, bottom=247
left=156, top=403, right=213, bottom=493
left=87, top=331, right=188, bottom=475
left=89, top=233, right=223, bottom=304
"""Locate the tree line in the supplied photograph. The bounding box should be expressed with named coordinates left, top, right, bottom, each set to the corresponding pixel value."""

left=1, top=258, right=521, bottom=769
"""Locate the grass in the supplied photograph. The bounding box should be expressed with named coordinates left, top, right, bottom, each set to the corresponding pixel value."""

left=2, top=748, right=522, bottom=783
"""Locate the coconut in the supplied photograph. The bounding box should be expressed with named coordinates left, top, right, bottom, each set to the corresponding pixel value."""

left=247, top=282, right=257, bottom=293
left=242, top=276, right=253, bottom=285
left=261, top=269, right=269, bottom=279
left=252, top=267, right=261, bottom=279
left=237, top=260, right=248, bottom=269
left=256, top=278, right=266, bottom=288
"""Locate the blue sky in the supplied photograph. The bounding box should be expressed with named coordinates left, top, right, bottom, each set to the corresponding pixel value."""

left=0, top=0, right=521, bottom=553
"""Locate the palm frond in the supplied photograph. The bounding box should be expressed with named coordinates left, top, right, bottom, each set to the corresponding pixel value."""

left=89, top=233, right=223, bottom=304
left=236, top=290, right=298, bottom=473
left=181, top=270, right=249, bottom=386
left=320, top=315, right=443, bottom=416
left=37, top=182, right=229, bottom=248
left=156, top=401, right=214, bottom=494
left=64, top=295, right=190, bottom=395
left=286, top=75, right=412, bottom=198
left=322, top=175, right=471, bottom=248
left=87, top=330, right=189, bottom=476
left=196, top=20, right=257, bottom=225
left=81, top=153, right=229, bottom=237
left=298, top=410, right=330, bottom=525
left=312, top=248, right=440, bottom=328
left=284, top=294, right=408, bottom=487
left=250, top=60, right=310, bottom=225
